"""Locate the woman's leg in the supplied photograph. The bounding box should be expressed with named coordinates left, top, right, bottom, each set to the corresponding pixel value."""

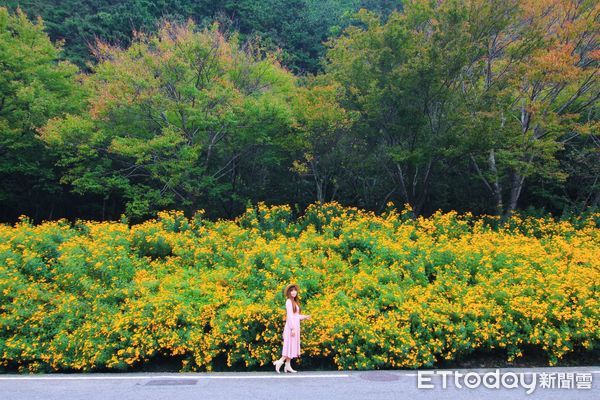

left=284, top=356, right=297, bottom=372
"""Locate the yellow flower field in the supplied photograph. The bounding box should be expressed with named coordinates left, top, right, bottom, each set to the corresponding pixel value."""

left=0, top=202, right=598, bottom=372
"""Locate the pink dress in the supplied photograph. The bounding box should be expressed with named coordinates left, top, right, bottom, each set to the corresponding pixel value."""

left=281, top=298, right=309, bottom=359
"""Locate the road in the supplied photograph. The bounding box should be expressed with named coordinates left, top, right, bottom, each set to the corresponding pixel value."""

left=0, top=366, right=598, bottom=399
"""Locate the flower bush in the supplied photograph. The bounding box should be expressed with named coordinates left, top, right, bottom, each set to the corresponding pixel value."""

left=0, top=202, right=598, bottom=372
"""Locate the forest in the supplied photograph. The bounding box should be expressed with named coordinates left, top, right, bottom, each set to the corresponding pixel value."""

left=1, top=0, right=598, bottom=223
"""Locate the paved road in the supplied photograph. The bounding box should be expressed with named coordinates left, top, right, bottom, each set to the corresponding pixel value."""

left=1, top=366, right=598, bottom=399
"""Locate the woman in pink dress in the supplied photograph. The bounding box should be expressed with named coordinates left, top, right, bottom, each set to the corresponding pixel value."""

left=272, top=283, right=311, bottom=373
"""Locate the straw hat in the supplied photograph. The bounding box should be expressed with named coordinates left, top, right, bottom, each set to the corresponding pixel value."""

left=282, top=282, right=299, bottom=297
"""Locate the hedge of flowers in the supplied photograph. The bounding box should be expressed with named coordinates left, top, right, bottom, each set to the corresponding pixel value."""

left=0, top=202, right=598, bottom=373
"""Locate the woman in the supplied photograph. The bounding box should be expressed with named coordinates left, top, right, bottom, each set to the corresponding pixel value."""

left=272, top=283, right=311, bottom=373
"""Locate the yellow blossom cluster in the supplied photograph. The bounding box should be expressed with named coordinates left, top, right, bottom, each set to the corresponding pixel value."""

left=0, top=203, right=598, bottom=372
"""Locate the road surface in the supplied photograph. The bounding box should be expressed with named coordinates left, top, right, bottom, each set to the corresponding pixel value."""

left=0, top=366, right=598, bottom=399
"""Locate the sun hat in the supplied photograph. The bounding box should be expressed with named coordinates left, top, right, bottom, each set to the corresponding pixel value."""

left=282, top=282, right=299, bottom=297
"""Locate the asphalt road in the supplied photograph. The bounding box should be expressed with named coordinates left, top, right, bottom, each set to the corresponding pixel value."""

left=0, top=366, right=598, bottom=400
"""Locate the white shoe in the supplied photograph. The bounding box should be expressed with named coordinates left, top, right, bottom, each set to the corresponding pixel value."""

left=284, top=360, right=297, bottom=373
left=272, top=359, right=284, bottom=373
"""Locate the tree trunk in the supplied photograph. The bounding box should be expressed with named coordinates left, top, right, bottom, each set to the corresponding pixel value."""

left=488, top=149, right=504, bottom=215
left=506, top=170, right=525, bottom=218
left=395, top=160, right=431, bottom=216
left=309, top=157, right=325, bottom=204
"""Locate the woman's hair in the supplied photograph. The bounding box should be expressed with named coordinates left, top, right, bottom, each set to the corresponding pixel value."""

left=286, top=285, right=300, bottom=313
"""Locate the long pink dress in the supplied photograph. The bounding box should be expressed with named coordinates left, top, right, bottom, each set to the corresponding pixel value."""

left=281, top=298, right=309, bottom=359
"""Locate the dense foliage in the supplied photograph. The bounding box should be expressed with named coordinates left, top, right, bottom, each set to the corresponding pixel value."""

left=0, top=202, right=598, bottom=372
left=0, top=1, right=598, bottom=223
left=2, top=0, right=402, bottom=73
left=40, top=20, right=300, bottom=222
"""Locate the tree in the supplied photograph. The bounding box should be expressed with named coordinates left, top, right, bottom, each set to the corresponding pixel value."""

left=40, top=20, right=298, bottom=221
left=323, top=0, right=598, bottom=216
left=322, top=4, right=477, bottom=215
left=0, top=7, right=84, bottom=221
left=288, top=77, right=358, bottom=204
left=461, top=0, right=599, bottom=217
left=4, top=0, right=382, bottom=74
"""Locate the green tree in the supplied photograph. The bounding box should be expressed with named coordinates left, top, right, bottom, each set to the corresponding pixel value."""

left=40, top=20, right=298, bottom=221
left=4, top=0, right=398, bottom=74
left=458, top=0, right=599, bottom=217
left=0, top=7, right=84, bottom=220
left=322, top=4, right=477, bottom=215
left=322, top=0, right=598, bottom=216
left=288, top=76, right=358, bottom=203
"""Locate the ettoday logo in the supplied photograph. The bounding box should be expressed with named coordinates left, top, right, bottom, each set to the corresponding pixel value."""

left=417, top=369, right=593, bottom=394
